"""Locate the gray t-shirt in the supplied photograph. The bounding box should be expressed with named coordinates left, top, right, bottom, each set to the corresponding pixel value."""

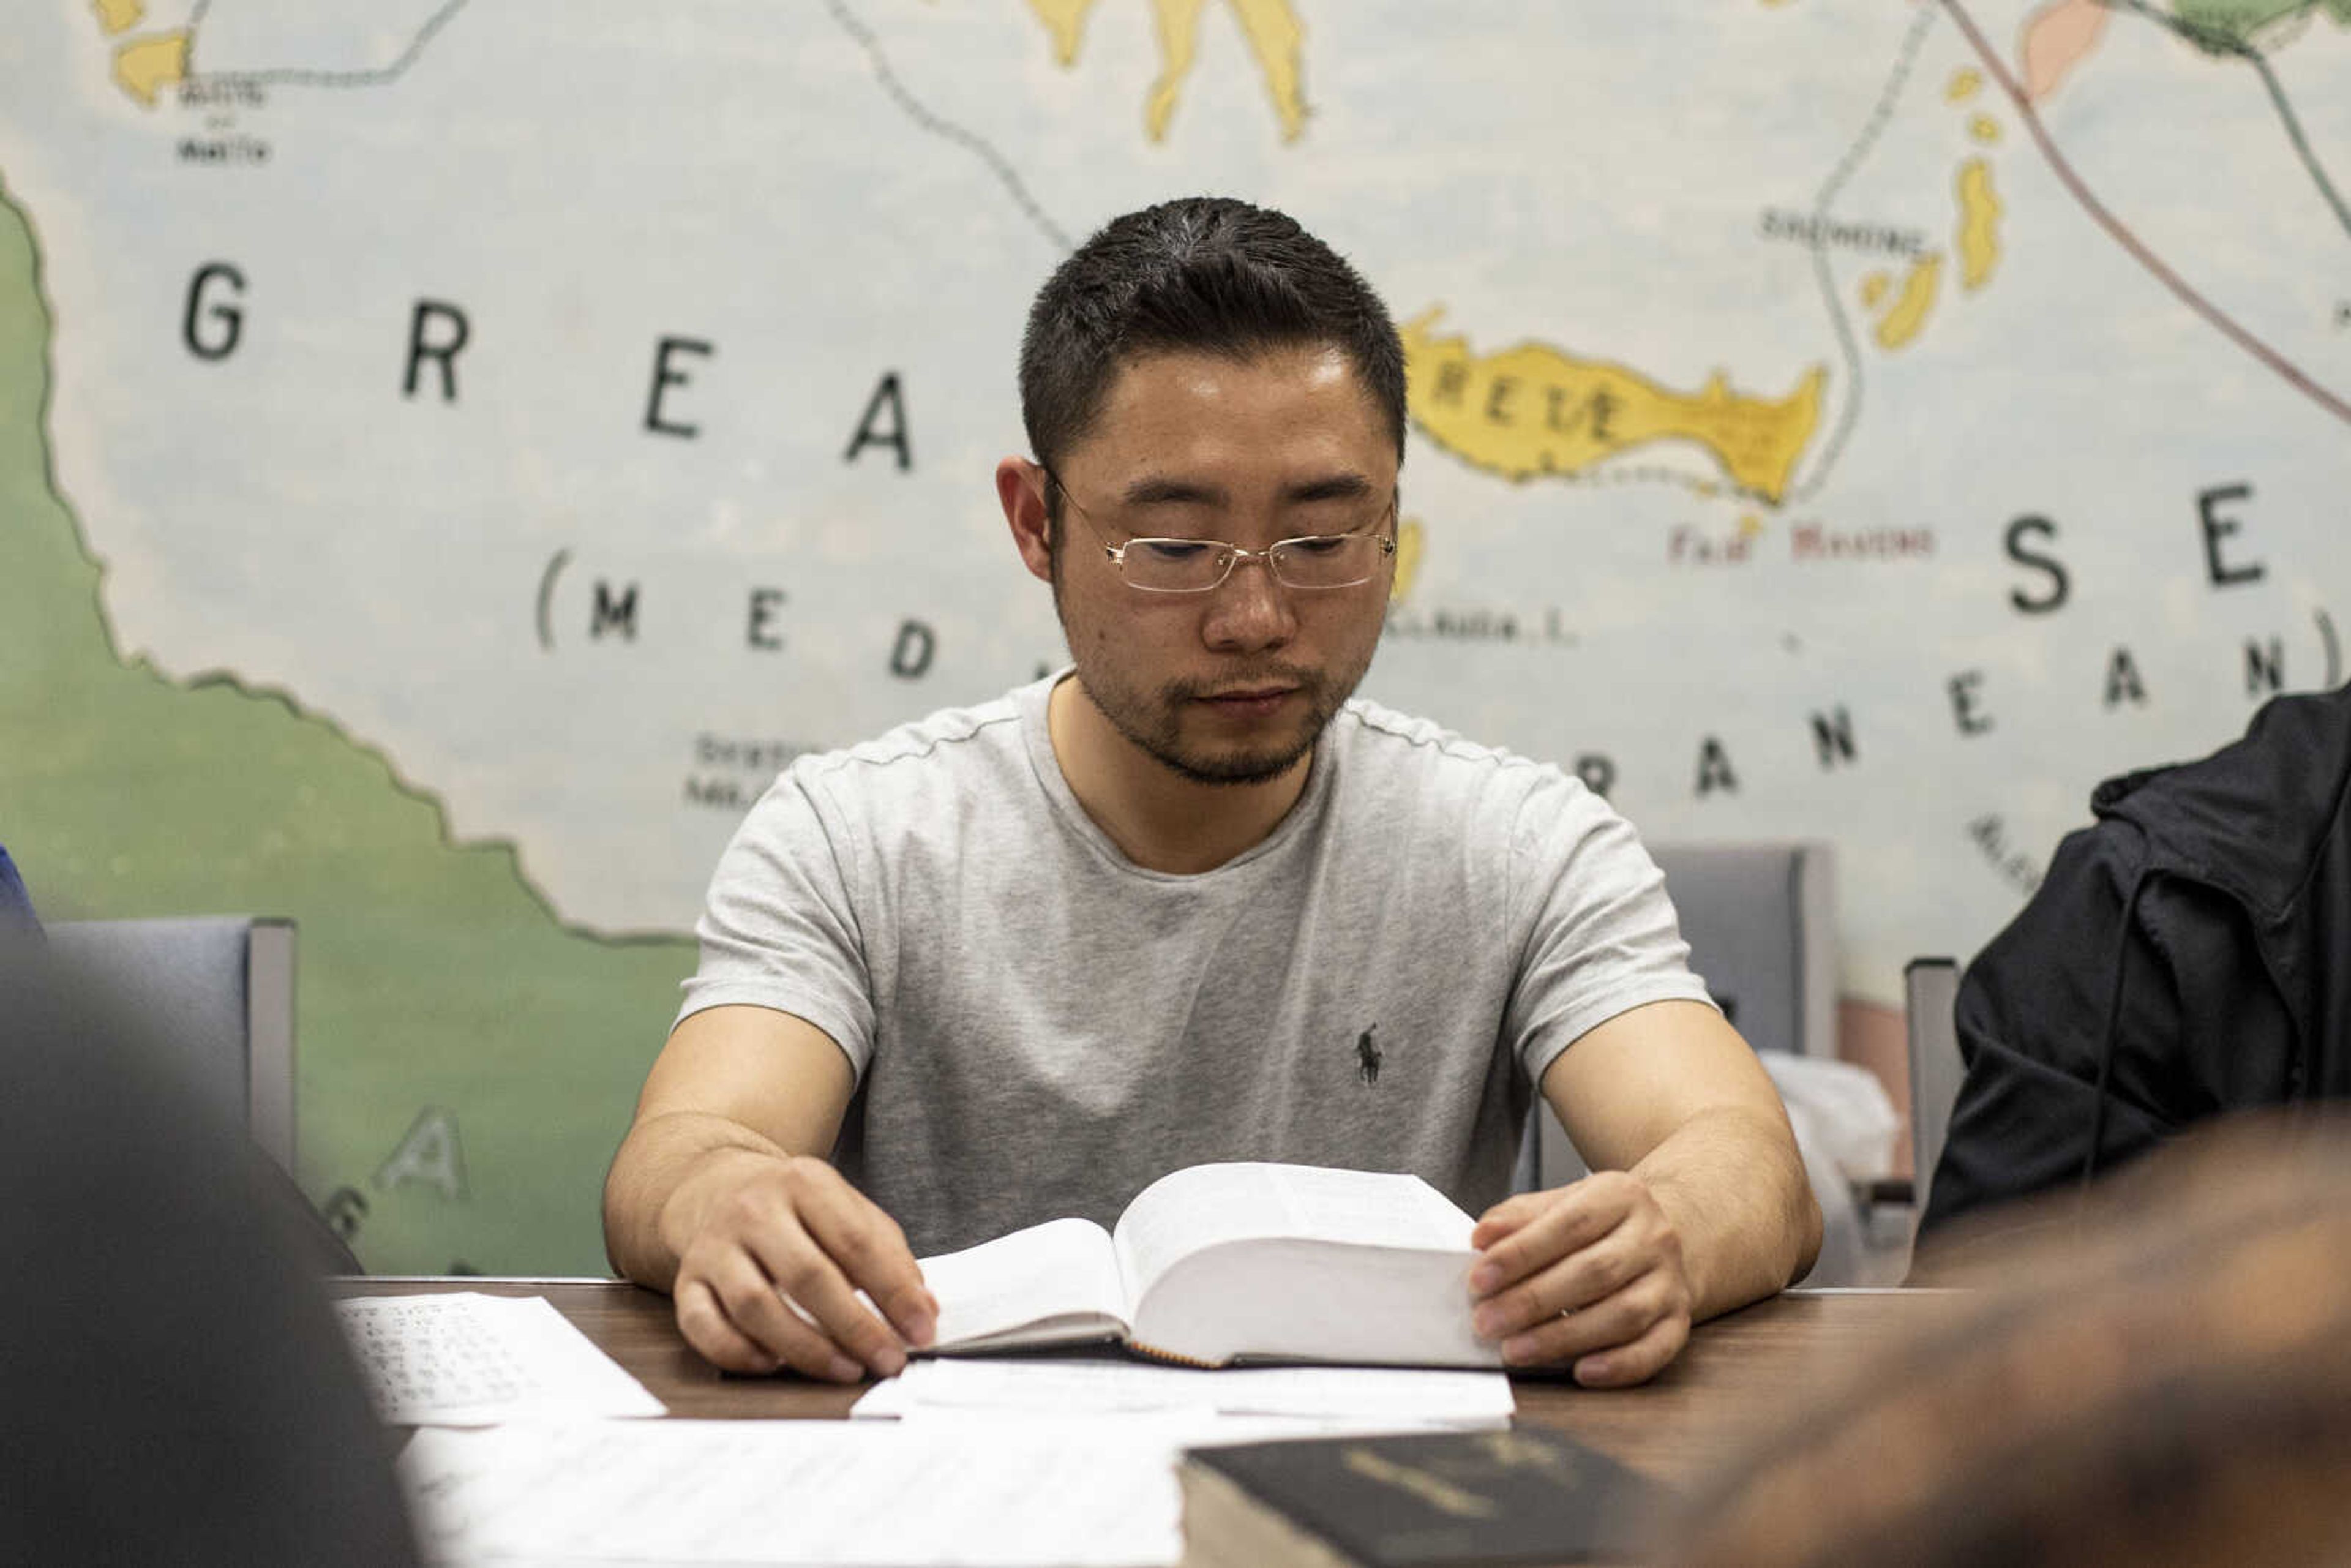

left=679, top=673, right=1712, bottom=1256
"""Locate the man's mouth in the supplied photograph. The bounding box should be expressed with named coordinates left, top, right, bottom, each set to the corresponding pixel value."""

left=1194, top=686, right=1300, bottom=718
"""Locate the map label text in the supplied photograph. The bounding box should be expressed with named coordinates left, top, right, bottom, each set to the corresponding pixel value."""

left=1812, top=707, right=1858, bottom=770
left=646, top=336, right=713, bottom=439
left=1949, top=670, right=1993, bottom=736
left=747, top=587, right=787, bottom=650
left=1758, top=208, right=1929, bottom=258
left=2248, top=636, right=2285, bottom=696
left=1668, top=523, right=1752, bottom=566
left=2200, top=482, right=2263, bottom=587
left=1790, top=524, right=1933, bottom=561
left=176, top=136, right=269, bottom=167
left=590, top=581, right=639, bottom=641
left=2004, top=516, right=2069, bottom=615
left=405, top=300, right=469, bottom=402
left=890, top=618, right=936, bottom=678
left=176, top=78, right=267, bottom=110
left=2105, top=647, right=2148, bottom=708
left=182, top=262, right=244, bottom=360
left=1967, top=814, right=2043, bottom=894
left=844, top=371, right=913, bottom=470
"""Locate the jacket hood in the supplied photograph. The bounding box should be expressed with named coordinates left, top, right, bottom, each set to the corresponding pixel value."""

left=2090, top=684, right=2351, bottom=925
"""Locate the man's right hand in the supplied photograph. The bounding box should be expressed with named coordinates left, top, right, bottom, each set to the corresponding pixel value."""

left=662, top=1149, right=939, bottom=1382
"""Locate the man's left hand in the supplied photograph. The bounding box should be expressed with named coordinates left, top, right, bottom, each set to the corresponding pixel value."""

left=1469, top=1169, right=1694, bottom=1387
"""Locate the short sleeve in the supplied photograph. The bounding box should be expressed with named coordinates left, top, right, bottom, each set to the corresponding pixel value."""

left=675, top=767, right=876, bottom=1081
left=1501, top=773, right=1717, bottom=1087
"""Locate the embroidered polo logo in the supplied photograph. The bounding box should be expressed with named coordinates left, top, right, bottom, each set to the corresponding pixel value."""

left=1356, top=1024, right=1382, bottom=1086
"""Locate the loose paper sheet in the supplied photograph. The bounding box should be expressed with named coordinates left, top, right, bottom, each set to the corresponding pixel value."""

left=336, top=1293, right=666, bottom=1426
left=401, top=1419, right=1192, bottom=1566
left=852, top=1355, right=1515, bottom=1424
left=402, top=1408, right=1518, bottom=1567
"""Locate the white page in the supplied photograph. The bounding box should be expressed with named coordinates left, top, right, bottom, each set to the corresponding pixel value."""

left=1268, top=1164, right=1479, bottom=1250
left=920, top=1215, right=1130, bottom=1349
left=400, top=1419, right=1191, bottom=1566
left=852, top=1409, right=1510, bottom=1444
left=1207, top=1365, right=1511, bottom=1423
left=1112, top=1163, right=1475, bottom=1300
left=858, top=1356, right=1215, bottom=1416
left=336, top=1294, right=666, bottom=1426
left=854, top=1355, right=1513, bottom=1425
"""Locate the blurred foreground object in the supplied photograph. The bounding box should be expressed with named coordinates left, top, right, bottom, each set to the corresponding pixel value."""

left=1179, top=1425, right=1668, bottom=1567
left=0, top=947, right=418, bottom=1566
left=1676, top=1114, right=2351, bottom=1568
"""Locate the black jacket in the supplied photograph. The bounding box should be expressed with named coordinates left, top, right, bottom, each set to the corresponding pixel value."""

left=1921, top=685, right=2351, bottom=1236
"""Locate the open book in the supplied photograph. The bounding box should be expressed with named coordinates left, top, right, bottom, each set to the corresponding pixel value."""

left=914, top=1163, right=1502, bottom=1370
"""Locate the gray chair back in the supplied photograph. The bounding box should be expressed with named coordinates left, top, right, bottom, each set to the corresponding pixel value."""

left=1522, top=841, right=1835, bottom=1191
left=43, top=917, right=296, bottom=1171
left=1904, top=956, right=1963, bottom=1195
left=1649, top=842, right=1837, bottom=1060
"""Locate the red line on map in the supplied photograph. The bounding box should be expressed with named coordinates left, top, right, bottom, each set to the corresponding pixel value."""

left=1939, top=0, right=2351, bottom=429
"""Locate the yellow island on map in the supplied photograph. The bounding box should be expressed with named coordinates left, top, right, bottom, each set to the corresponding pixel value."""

left=1027, top=0, right=1307, bottom=141
left=1400, top=309, right=1824, bottom=504
left=1874, top=254, right=1941, bottom=350
left=1956, top=157, right=2004, bottom=290
left=111, top=29, right=188, bottom=108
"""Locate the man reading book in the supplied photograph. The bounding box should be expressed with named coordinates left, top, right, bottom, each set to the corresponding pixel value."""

left=604, top=197, right=1820, bottom=1390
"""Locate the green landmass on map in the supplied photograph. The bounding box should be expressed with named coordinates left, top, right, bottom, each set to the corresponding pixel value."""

left=2169, top=0, right=2351, bottom=49
left=0, top=171, right=695, bottom=1275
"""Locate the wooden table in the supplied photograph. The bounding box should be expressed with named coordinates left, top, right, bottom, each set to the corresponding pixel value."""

left=339, top=1278, right=1957, bottom=1490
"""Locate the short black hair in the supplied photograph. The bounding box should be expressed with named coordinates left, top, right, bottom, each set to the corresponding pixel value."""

left=1018, top=197, right=1407, bottom=484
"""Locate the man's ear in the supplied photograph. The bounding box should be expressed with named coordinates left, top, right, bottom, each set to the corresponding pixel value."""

left=996, top=457, right=1055, bottom=585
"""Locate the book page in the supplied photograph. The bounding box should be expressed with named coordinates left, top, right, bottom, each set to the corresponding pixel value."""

left=1267, top=1163, right=1479, bottom=1250
left=1112, top=1163, right=1474, bottom=1302
left=919, top=1215, right=1128, bottom=1351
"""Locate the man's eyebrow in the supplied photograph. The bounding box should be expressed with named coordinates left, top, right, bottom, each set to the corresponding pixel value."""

left=1116, top=472, right=1378, bottom=507
left=1281, top=473, right=1376, bottom=504
left=1119, top=475, right=1228, bottom=507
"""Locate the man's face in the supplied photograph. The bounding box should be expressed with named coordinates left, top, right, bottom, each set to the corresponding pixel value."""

left=1043, top=344, right=1397, bottom=786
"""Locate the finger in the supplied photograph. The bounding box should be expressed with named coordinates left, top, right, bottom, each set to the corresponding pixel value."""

left=1573, top=1308, right=1690, bottom=1389
left=1471, top=1182, right=1634, bottom=1295
left=1472, top=1230, right=1650, bottom=1339
left=743, top=1215, right=910, bottom=1378
left=699, top=1251, right=868, bottom=1382
left=793, top=1174, right=938, bottom=1348
left=673, top=1277, right=781, bottom=1375
left=1499, top=1274, right=1680, bottom=1370
left=1471, top=1190, right=1550, bottom=1247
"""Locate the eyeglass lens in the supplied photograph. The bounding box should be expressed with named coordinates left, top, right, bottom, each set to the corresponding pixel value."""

left=1120, top=534, right=1383, bottom=591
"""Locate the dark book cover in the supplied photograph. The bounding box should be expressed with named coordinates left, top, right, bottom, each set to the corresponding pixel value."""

left=1181, top=1426, right=1671, bottom=1567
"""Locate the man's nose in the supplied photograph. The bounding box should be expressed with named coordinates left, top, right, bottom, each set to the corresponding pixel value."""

left=1200, top=553, right=1297, bottom=651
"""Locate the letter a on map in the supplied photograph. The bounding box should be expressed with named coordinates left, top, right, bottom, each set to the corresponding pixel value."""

left=844, top=372, right=913, bottom=471
left=373, top=1106, right=468, bottom=1200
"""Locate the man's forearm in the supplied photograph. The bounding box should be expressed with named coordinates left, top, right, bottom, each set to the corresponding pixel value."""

left=602, top=1112, right=794, bottom=1290
left=1633, top=1103, right=1822, bottom=1321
